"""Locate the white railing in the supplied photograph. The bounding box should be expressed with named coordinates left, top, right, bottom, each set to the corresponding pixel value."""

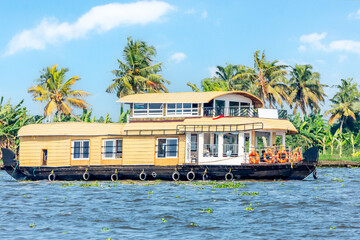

left=203, top=144, right=218, bottom=157
left=223, top=144, right=238, bottom=157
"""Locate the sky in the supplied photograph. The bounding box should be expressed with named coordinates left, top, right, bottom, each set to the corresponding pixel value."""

left=1, top=0, right=360, bottom=120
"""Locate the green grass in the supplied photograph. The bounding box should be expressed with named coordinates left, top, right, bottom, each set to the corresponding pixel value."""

left=319, top=154, right=360, bottom=162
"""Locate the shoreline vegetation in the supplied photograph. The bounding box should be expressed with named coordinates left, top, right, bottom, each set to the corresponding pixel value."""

left=2, top=37, right=360, bottom=165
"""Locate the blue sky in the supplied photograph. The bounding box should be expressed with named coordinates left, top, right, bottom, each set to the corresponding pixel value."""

left=1, top=0, right=360, bottom=120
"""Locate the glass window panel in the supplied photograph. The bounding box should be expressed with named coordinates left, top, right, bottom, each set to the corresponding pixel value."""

left=149, top=103, right=162, bottom=109
left=157, top=139, right=166, bottom=158
left=74, top=142, right=80, bottom=159
left=192, top=103, right=198, bottom=108
left=168, top=104, right=175, bottom=109
left=167, top=139, right=178, bottom=157
left=134, top=103, right=147, bottom=109
left=83, top=141, right=89, bottom=158
left=230, top=101, right=240, bottom=107
left=176, top=103, right=182, bottom=109
left=105, top=140, right=113, bottom=158
left=183, top=103, right=191, bottom=109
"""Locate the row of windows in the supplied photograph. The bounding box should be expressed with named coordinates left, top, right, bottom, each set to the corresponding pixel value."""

left=71, top=138, right=178, bottom=160
left=133, top=103, right=199, bottom=116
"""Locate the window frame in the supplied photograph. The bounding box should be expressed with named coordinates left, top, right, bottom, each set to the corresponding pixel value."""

left=72, top=140, right=90, bottom=160
left=156, top=138, right=179, bottom=158
left=133, top=103, right=163, bottom=116
left=166, top=103, right=199, bottom=116
left=102, top=139, right=123, bottom=159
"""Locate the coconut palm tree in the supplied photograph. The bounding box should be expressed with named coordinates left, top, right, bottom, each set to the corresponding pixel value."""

left=288, top=64, right=326, bottom=116
left=106, top=37, right=169, bottom=98
left=28, top=65, right=91, bottom=120
left=187, top=64, right=250, bottom=92
left=325, top=78, right=360, bottom=135
left=236, top=51, right=289, bottom=108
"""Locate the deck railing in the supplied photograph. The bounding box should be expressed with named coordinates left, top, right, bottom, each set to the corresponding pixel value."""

left=244, top=146, right=302, bottom=164
left=223, top=144, right=238, bottom=157
left=203, top=144, right=218, bottom=157
left=203, top=107, right=287, bottom=119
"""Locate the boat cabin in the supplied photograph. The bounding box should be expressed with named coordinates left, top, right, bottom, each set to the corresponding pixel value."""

left=17, top=91, right=297, bottom=168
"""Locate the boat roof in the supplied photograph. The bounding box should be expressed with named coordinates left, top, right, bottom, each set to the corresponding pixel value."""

left=18, top=122, right=126, bottom=137
left=117, top=91, right=264, bottom=108
left=18, top=117, right=297, bottom=137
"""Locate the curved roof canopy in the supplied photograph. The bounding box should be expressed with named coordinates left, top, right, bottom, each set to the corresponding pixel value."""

left=117, top=91, right=264, bottom=108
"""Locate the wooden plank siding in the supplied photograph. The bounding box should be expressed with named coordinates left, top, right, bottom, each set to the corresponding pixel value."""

left=19, top=134, right=186, bottom=167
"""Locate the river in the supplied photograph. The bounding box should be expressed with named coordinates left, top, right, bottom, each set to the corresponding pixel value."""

left=0, top=167, right=359, bottom=239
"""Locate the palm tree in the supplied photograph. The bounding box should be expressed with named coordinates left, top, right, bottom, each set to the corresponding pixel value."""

left=288, top=64, right=326, bottom=116
left=106, top=37, right=169, bottom=98
left=28, top=65, right=91, bottom=120
left=187, top=63, right=249, bottom=92
left=236, top=51, right=289, bottom=108
left=325, top=78, right=360, bottom=135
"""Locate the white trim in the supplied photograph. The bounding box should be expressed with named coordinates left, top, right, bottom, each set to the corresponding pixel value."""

left=133, top=103, right=163, bottom=117
left=72, top=140, right=90, bottom=160
left=156, top=138, right=178, bottom=158
left=102, top=139, right=123, bottom=159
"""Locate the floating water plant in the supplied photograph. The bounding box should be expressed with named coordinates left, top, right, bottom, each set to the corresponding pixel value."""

left=190, top=222, right=199, bottom=227
left=330, top=226, right=336, bottom=230
left=61, top=183, right=74, bottom=187
left=161, top=218, right=168, bottom=223
left=29, top=222, right=36, bottom=228
left=201, top=208, right=213, bottom=213
left=245, top=204, right=256, bottom=211
left=101, top=227, right=109, bottom=232
left=148, top=191, right=153, bottom=194
left=239, top=192, right=259, bottom=196
left=331, top=178, right=343, bottom=182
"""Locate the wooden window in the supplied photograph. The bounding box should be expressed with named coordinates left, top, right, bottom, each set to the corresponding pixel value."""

left=72, top=140, right=90, bottom=160
left=157, top=138, right=178, bottom=158
left=102, top=139, right=123, bottom=159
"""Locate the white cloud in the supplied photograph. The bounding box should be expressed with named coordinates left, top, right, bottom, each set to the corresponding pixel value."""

left=201, top=10, right=208, bottom=19
left=5, top=1, right=174, bottom=56
left=169, top=52, right=186, bottom=63
left=348, top=9, right=360, bottom=19
left=299, top=32, right=327, bottom=51
left=338, top=55, right=348, bottom=63
left=329, top=40, right=360, bottom=54
left=299, top=32, right=360, bottom=55
left=208, top=66, right=217, bottom=77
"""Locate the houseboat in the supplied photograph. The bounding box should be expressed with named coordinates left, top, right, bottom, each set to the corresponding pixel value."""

left=1, top=91, right=318, bottom=181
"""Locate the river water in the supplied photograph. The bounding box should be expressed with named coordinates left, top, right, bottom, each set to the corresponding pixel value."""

left=0, top=167, right=359, bottom=240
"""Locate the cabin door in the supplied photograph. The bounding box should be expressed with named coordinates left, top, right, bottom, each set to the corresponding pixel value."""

left=190, top=134, right=198, bottom=163
left=42, top=149, right=48, bottom=166
left=215, top=100, right=225, bottom=116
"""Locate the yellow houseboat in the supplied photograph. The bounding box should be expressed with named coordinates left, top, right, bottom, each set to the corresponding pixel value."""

left=1, top=91, right=318, bottom=181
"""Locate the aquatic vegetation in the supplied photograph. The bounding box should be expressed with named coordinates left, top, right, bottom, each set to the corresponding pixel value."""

left=29, top=222, right=36, bottom=228
left=331, top=178, right=343, bottom=182
left=161, top=218, right=168, bottom=223
left=78, top=181, right=101, bottom=188
left=191, top=181, right=247, bottom=188
left=61, top=183, right=74, bottom=187
left=330, top=226, right=336, bottom=230
left=148, top=191, right=153, bottom=194
left=201, top=208, right=213, bottom=213
left=245, top=204, right=256, bottom=211
left=190, top=222, right=199, bottom=227
left=239, top=192, right=259, bottom=196
left=101, top=227, right=109, bottom=232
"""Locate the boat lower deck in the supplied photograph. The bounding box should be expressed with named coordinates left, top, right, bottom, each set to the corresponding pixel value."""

left=4, top=161, right=317, bottom=181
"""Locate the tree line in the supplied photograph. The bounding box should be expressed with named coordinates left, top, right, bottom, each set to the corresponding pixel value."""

left=1, top=37, right=360, bottom=159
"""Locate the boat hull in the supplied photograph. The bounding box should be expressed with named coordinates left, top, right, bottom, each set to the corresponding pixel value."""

left=2, top=147, right=318, bottom=181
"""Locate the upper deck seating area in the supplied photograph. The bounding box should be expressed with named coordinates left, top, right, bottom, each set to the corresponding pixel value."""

left=117, top=91, right=288, bottom=120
